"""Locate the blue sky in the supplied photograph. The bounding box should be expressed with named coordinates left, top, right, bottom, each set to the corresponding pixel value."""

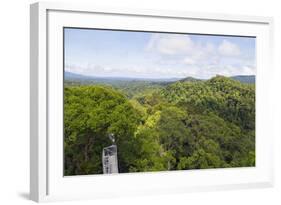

left=64, top=28, right=256, bottom=79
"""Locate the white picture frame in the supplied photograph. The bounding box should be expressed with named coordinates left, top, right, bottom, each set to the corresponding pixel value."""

left=30, top=2, right=274, bottom=202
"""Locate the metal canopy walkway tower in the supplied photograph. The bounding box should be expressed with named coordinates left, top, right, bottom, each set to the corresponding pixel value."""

left=102, top=134, right=119, bottom=174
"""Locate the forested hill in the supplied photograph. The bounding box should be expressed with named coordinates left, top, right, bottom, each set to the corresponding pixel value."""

left=64, top=75, right=255, bottom=176
left=161, top=76, right=255, bottom=130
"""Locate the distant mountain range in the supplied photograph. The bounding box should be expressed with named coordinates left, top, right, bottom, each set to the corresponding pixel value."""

left=178, top=76, right=201, bottom=83
left=230, top=75, right=255, bottom=84
left=64, top=71, right=255, bottom=84
left=64, top=71, right=181, bottom=82
left=64, top=71, right=91, bottom=80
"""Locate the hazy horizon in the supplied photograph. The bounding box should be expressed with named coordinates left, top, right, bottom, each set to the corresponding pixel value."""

left=65, top=70, right=255, bottom=81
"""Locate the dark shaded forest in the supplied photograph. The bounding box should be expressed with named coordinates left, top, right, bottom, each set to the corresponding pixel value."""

left=64, top=75, right=255, bottom=176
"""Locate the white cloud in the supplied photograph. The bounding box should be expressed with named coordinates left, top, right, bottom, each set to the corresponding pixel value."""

left=218, top=40, right=241, bottom=56
left=66, top=62, right=255, bottom=80
left=147, top=34, right=219, bottom=66
left=143, top=34, right=255, bottom=78
left=146, top=34, right=194, bottom=55
left=183, top=57, right=195, bottom=65
left=240, top=66, right=256, bottom=75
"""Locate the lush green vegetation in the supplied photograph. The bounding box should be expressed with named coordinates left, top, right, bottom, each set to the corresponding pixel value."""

left=64, top=75, right=255, bottom=175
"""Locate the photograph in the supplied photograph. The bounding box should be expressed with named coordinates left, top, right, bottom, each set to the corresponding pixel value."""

left=63, top=28, right=256, bottom=176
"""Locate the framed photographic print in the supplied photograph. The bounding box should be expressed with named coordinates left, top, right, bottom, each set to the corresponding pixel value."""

left=30, top=2, right=274, bottom=202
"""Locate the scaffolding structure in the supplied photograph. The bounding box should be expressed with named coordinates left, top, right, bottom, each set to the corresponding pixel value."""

left=102, top=144, right=119, bottom=174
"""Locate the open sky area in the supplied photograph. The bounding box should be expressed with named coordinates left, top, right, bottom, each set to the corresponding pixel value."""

left=64, top=28, right=256, bottom=79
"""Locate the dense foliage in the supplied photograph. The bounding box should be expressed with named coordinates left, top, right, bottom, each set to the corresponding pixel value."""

left=64, top=76, right=255, bottom=175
